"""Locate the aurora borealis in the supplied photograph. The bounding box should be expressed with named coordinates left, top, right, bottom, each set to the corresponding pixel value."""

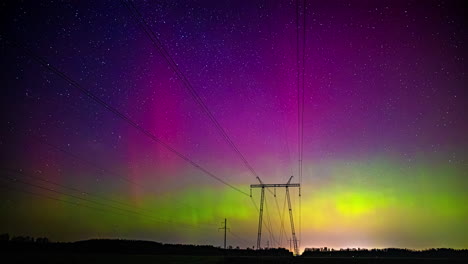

left=0, top=0, right=467, bottom=253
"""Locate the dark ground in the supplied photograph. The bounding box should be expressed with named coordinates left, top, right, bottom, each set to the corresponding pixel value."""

left=1, top=239, right=467, bottom=263
left=3, top=253, right=468, bottom=264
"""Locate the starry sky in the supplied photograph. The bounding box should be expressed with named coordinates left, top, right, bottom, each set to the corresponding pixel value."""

left=0, top=0, right=467, bottom=252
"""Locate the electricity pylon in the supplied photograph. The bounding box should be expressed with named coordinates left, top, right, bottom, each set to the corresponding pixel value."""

left=219, top=218, right=229, bottom=249
left=250, top=176, right=300, bottom=255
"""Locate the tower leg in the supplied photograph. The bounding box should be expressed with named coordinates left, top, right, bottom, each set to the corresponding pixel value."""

left=256, top=187, right=265, bottom=250
left=286, top=187, right=299, bottom=255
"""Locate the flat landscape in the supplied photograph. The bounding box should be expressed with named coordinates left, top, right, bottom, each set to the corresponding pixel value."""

left=3, top=253, right=468, bottom=264
left=1, top=1, right=467, bottom=263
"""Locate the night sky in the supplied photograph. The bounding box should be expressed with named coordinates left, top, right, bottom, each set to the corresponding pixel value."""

left=0, top=0, right=467, bottom=252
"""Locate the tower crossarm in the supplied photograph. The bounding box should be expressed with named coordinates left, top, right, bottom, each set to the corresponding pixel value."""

left=250, top=183, right=300, bottom=188
left=250, top=176, right=300, bottom=254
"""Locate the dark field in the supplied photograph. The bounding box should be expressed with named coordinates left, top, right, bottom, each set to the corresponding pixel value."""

left=2, top=239, right=466, bottom=263
left=3, top=253, right=468, bottom=264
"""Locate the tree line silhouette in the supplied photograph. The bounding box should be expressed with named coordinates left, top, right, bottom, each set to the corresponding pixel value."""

left=2, top=233, right=467, bottom=259
left=0, top=234, right=291, bottom=256
left=301, top=247, right=468, bottom=259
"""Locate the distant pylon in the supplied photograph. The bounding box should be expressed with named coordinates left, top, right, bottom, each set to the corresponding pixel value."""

left=219, top=218, right=229, bottom=249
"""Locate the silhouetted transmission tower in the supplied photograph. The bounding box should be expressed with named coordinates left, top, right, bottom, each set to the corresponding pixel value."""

left=250, top=176, right=300, bottom=255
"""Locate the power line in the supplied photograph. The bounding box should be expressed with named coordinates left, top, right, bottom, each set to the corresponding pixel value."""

left=10, top=95, right=217, bottom=215
left=0, top=183, right=211, bottom=232
left=228, top=230, right=253, bottom=247
left=264, top=192, right=278, bottom=247
left=277, top=190, right=288, bottom=247
left=0, top=169, right=213, bottom=230
left=301, top=0, right=306, bottom=184
left=249, top=195, right=276, bottom=248
left=2, top=167, right=137, bottom=210
left=122, top=1, right=283, bottom=248
left=296, top=0, right=307, bottom=251
left=296, top=0, right=301, bottom=186
left=0, top=184, right=133, bottom=219
left=5, top=106, right=221, bottom=223
left=1, top=166, right=216, bottom=228
left=262, top=1, right=295, bottom=249
left=296, top=0, right=305, bottom=187
left=272, top=193, right=285, bottom=246
left=299, top=0, right=307, bottom=251
left=25, top=132, right=205, bottom=213
left=121, top=0, right=263, bottom=184
left=4, top=39, right=249, bottom=197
